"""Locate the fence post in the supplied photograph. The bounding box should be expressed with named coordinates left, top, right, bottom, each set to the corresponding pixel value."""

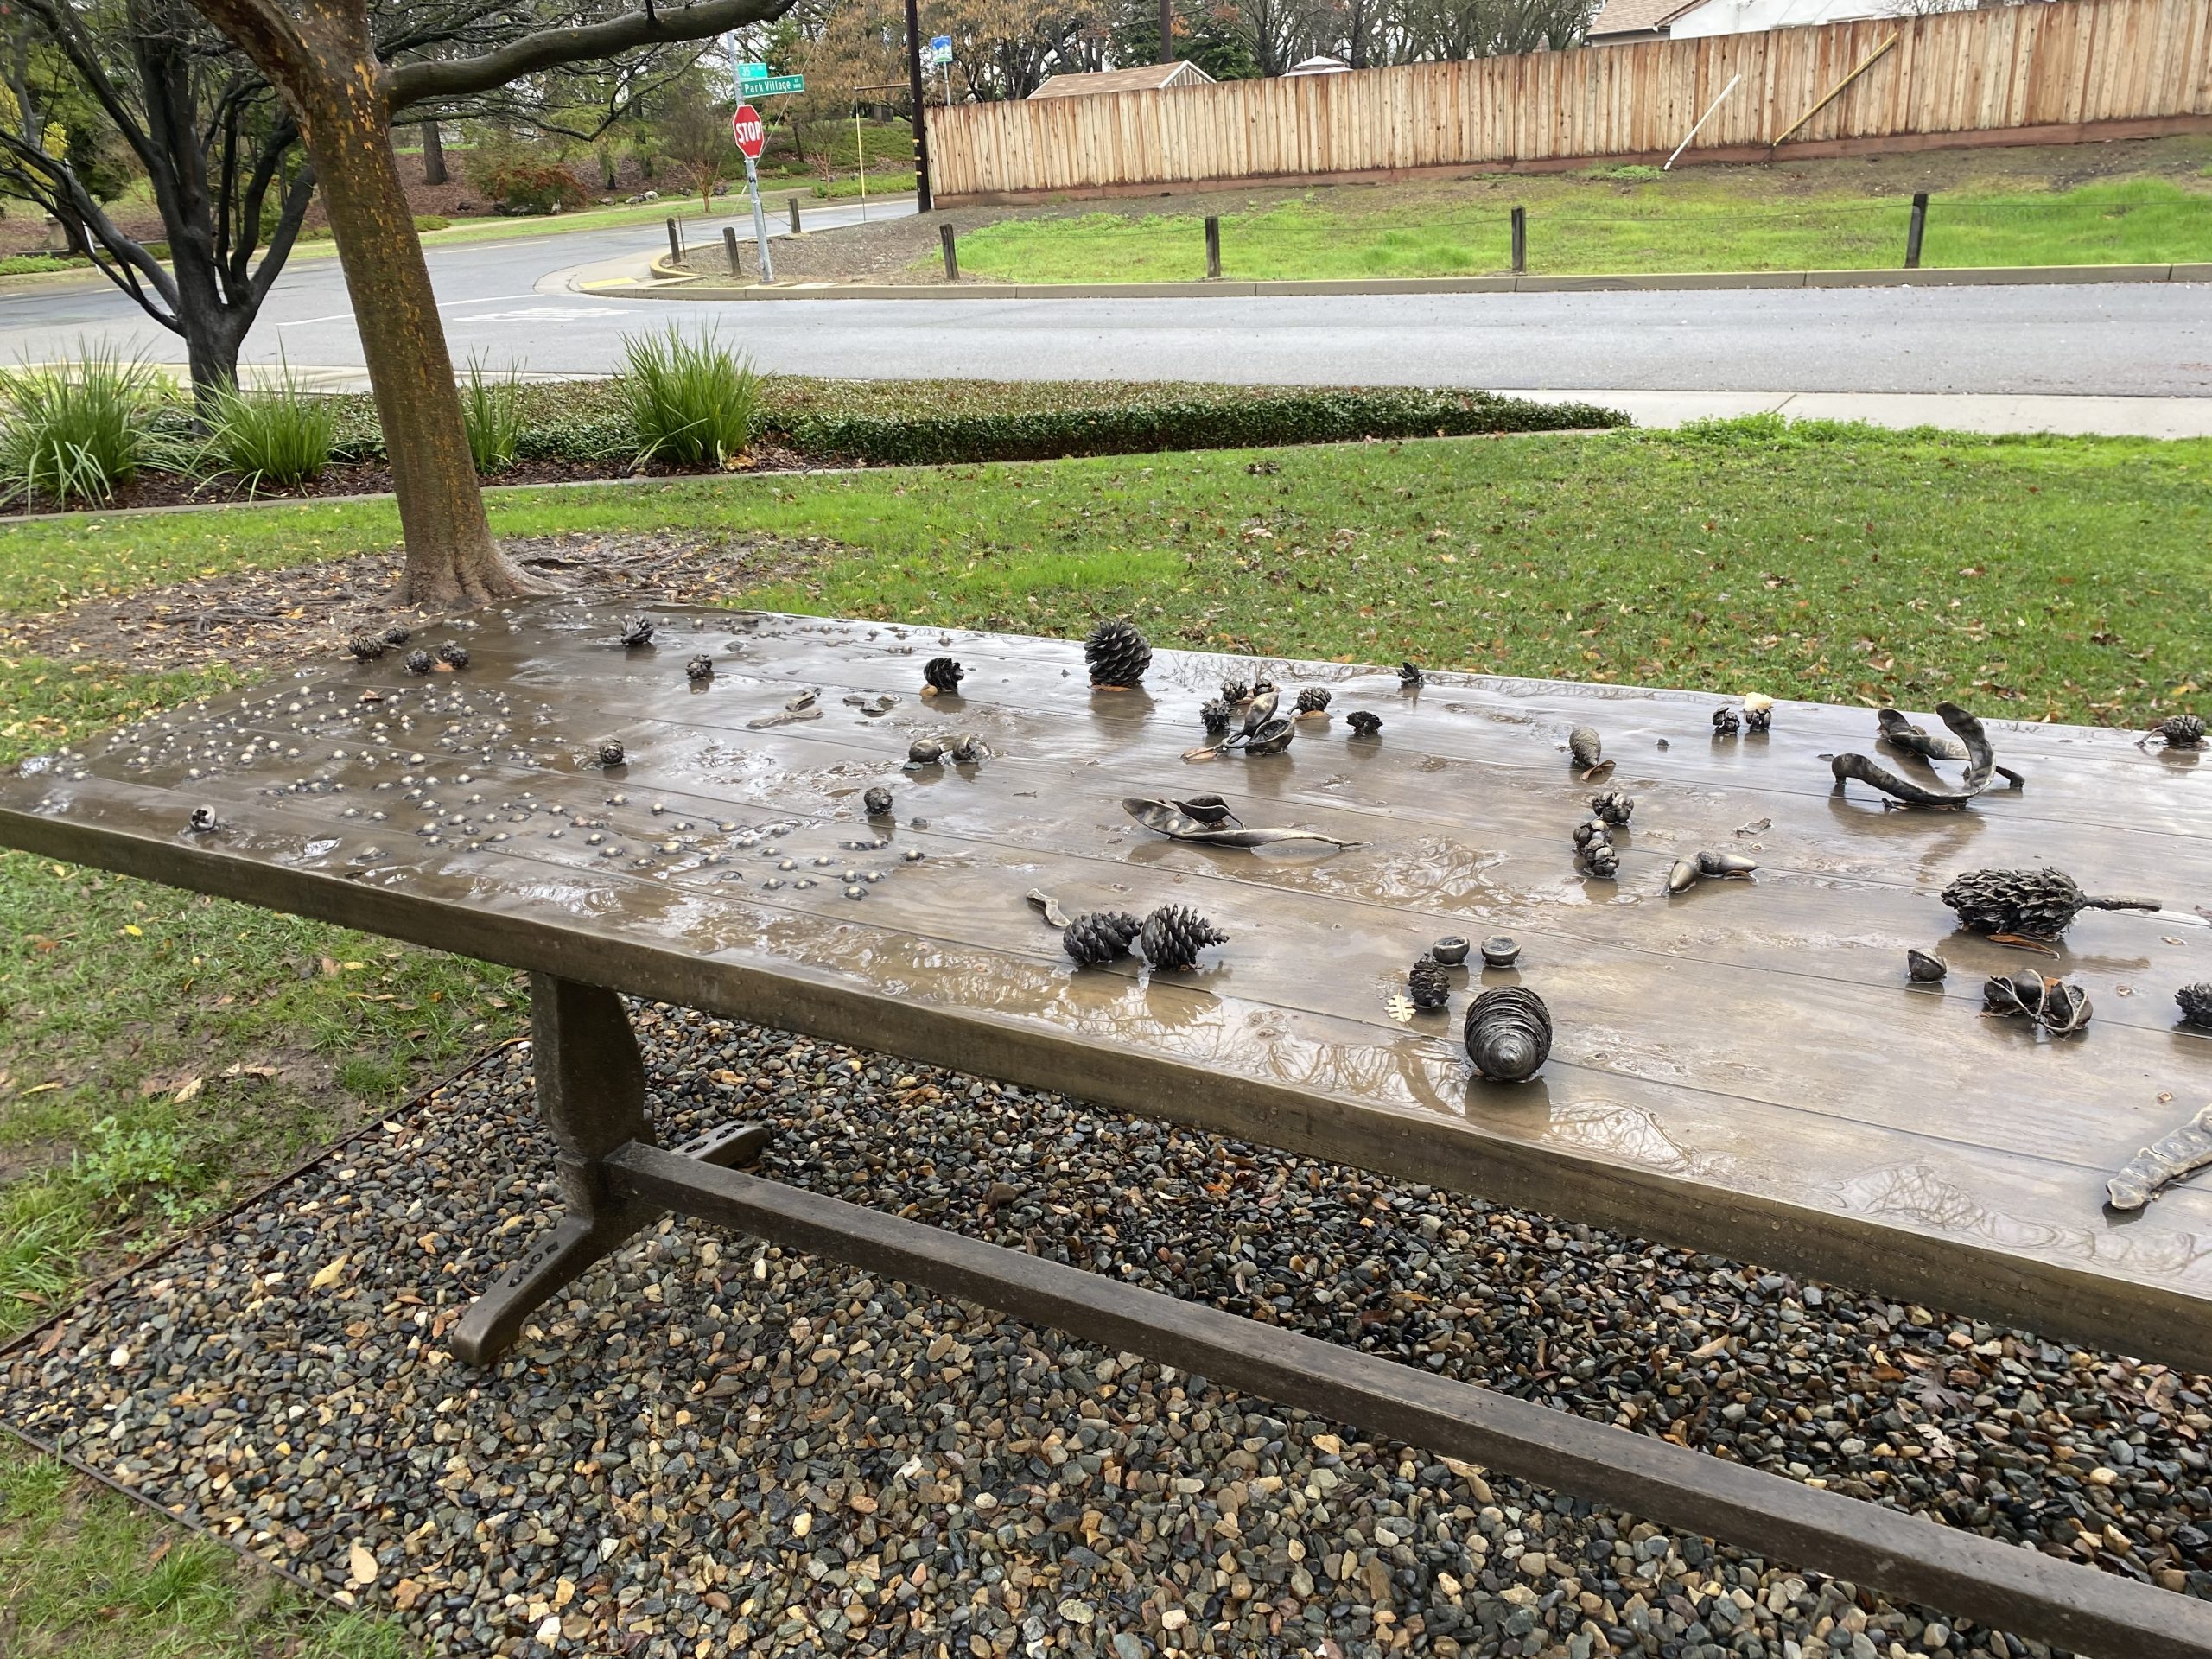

left=789, top=196, right=803, bottom=235
left=1904, top=191, right=1929, bottom=270
left=666, top=216, right=683, bottom=265
left=939, top=222, right=960, bottom=281
left=1205, top=215, right=1222, bottom=280
left=1510, top=206, right=1526, bottom=275
left=724, top=226, right=742, bottom=278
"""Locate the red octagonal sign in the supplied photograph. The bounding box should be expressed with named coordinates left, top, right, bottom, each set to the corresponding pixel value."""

left=731, top=103, right=766, bottom=159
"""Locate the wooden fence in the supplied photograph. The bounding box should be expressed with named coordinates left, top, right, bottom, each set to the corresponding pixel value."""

left=925, top=0, right=2212, bottom=202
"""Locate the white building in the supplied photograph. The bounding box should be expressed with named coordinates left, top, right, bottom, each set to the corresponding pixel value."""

left=1586, top=0, right=1895, bottom=44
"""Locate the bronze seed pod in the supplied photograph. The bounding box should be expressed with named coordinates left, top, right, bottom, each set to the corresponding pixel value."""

left=907, top=737, right=945, bottom=766
left=1567, top=726, right=1611, bottom=779
left=620, top=616, right=656, bottom=648
left=346, top=635, right=386, bottom=663
left=1084, top=620, right=1152, bottom=687
left=2175, top=983, right=2212, bottom=1027
left=186, top=805, right=219, bottom=834
left=1408, top=955, right=1451, bottom=1011
left=1695, top=850, right=1758, bottom=878
left=950, top=734, right=990, bottom=765
left=1172, top=795, right=1240, bottom=828
left=1478, top=935, right=1520, bottom=968
left=1064, top=910, right=1143, bottom=967
left=1666, top=857, right=1702, bottom=894
left=685, top=654, right=715, bottom=682
left=1712, top=705, right=1741, bottom=737
left=1905, top=949, right=1948, bottom=983
left=1464, top=986, right=1552, bottom=1083
left=1219, top=678, right=1252, bottom=706
left=1431, top=936, right=1471, bottom=966
left=1589, top=790, right=1634, bottom=826
left=1294, top=687, right=1332, bottom=716
left=1580, top=840, right=1618, bottom=880
left=2156, top=714, right=2206, bottom=748
left=383, top=625, right=411, bottom=645
left=404, top=649, right=434, bottom=676
left=1242, top=717, right=1294, bottom=756
left=436, top=641, right=469, bottom=669
left=1347, top=711, right=1382, bottom=738
left=1200, top=697, right=1233, bottom=734
left=924, top=656, right=965, bottom=695
left=862, top=785, right=893, bottom=817
left=596, top=738, right=626, bottom=768
left=1138, top=904, right=1228, bottom=971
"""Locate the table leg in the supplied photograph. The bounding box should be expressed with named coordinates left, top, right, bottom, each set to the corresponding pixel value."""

left=449, top=973, right=769, bottom=1364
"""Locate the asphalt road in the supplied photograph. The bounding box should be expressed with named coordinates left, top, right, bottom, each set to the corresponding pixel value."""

left=4, top=202, right=2209, bottom=397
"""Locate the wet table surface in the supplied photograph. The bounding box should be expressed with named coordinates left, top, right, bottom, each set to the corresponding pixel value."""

left=3, top=600, right=2209, bottom=1367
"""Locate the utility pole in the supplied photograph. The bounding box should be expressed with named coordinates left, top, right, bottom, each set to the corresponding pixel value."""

left=1159, top=0, right=1173, bottom=61
left=904, top=0, right=932, bottom=212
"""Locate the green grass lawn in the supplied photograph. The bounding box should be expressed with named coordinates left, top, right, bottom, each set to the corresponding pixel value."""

left=2, top=417, right=2208, bottom=1652
left=952, top=177, right=2212, bottom=281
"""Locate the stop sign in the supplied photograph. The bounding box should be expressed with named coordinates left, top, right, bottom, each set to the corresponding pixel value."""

left=731, top=103, right=766, bottom=159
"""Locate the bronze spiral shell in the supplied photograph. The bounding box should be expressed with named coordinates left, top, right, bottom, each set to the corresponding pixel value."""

left=1464, top=986, right=1553, bottom=1083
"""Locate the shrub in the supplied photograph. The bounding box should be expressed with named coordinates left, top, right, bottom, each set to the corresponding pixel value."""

left=0, top=346, right=167, bottom=506
left=198, top=368, right=338, bottom=491
left=461, top=359, right=527, bottom=472
left=618, top=328, right=761, bottom=467
left=776, top=388, right=1626, bottom=467
left=476, top=162, right=585, bottom=216
left=414, top=214, right=453, bottom=233
left=0, top=253, right=79, bottom=276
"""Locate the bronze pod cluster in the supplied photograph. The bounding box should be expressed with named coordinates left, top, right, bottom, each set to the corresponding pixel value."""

left=1572, top=817, right=1618, bottom=880
left=1982, top=971, right=2093, bottom=1035
left=1465, top=986, right=1552, bottom=1083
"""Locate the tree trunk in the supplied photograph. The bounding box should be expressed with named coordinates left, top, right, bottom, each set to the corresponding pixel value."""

left=294, top=71, right=537, bottom=607
left=420, top=119, right=447, bottom=185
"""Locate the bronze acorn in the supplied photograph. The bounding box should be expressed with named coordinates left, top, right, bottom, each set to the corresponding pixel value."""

left=2177, top=983, right=2212, bottom=1027
left=1294, top=687, right=1332, bottom=716
left=862, top=785, right=893, bottom=817
left=1408, top=955, right=1451, bottom=1011
left=907, top=737, right=945, bottom=766
left=1465, top=985, right=1552, bottom=1082
left=924, top=657, right=965, bottom=695
left=620, top=616, right=655, bottom=648
left=1696, top=850, right=1758, bottom=878
left=1200, top=697, right=1233, bottom=735
left=382, top=625, right=411, bottom=645
left=346, top=634, right=386, bottom=662
left=596, top=738, right=626, bottom=768
left=1589, top=790, right=1634, bottom=826
left=436, top=642, right=469, bottom=669
left=1942, top=867, right=2158, bottom=941
left=1567, top=726, right=1611, bottom=779
left=1064, top=911, right=1143, bottom=966
left=1712, top=705, right=1741, bottom=737
left=404, top=649, right=434, bottom=675
left=2155, top=714, right=2206, bottom=748
left=1138, top=904, right=1227, bottom=971
left=1084, top=620, right=1152, bottom=687
left=1906, top=949, right=1948, bottom=983
left=1982, top=971, right=2093, bottom=1035
left=1479, top=935, right=1521, bottom=968
left=1219, top=678, right=1252, bottom=706
left=1347, top=711, right=1382, bottom=738
left=685, top=654, right=715, bottom=682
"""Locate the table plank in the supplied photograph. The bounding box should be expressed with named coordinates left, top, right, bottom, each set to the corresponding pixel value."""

left=9, top=598, right=2212, bottom=1370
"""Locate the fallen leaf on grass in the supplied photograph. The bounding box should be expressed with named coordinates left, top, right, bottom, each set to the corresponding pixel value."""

left=173, top=1077, right=203, bottom=1103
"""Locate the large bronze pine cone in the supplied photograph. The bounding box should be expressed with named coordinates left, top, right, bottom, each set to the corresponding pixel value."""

left=1942, top=867, right=2158, bottom=939
left=1064, top=911, right=1143, bottom=966
left=1138, top=904, right=1227, bottom=971
left=2177, top=983, right=2212, bottom=1027
left=1465, top=986, right=1553, bottom=1082
left=1084, top=620, right=1152, bottom=687
left=2157, top=713, right=2206, bottom=748
left=1408, top=955, right=1451, bottom=1010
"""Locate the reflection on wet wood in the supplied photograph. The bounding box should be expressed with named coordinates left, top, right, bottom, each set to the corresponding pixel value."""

left=4, top=599, right=2211, bottom=1368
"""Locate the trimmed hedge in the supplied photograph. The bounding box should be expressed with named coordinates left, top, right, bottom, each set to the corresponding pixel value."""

left=778, top=389, right=1624, bottom=466
left=307, top=379, right=1627, bottom=475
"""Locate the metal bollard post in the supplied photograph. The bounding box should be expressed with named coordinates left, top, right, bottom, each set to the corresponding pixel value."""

left=1510, top=206, right=1526, bottom=275
left=724, top=226, right=742, bottom=278
left=1904, top=191, right=1929, bottom=270
left=666, top=216, right=683, bottom=264
left=939, top=222, right=960, bottom=282
left=789, top=196, right=802, bottom=235
left=1205, top=216, right=1222, bottom=280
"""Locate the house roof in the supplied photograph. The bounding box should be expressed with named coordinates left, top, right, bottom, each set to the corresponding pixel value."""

left=1586, top=0, right=1711, bottom=36
left=1029, top=62, right=1214, bottom=99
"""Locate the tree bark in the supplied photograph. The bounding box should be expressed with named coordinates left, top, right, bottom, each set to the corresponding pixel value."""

left=293, top=67, right=537, bottom=606
left=419, top=118, right=447, bottom=184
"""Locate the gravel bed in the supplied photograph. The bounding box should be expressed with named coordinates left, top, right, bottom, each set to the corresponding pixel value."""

left=5, top=1005, right=2209, bottom=1659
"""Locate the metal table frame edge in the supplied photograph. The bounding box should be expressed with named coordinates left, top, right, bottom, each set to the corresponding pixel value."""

left=487, top=970, right=2209, bottom=1659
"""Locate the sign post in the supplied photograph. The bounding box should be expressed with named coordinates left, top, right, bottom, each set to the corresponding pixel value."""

left=731, top=102, right=772, bottom=283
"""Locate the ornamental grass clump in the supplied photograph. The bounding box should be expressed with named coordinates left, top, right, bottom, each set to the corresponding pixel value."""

left=199, top=366, right=339, bottom=492
left=0, top=346, right=167, bottom=506
left=461, top=358, right=527, bottom=473
left=618, top=327, right=761, bottom=469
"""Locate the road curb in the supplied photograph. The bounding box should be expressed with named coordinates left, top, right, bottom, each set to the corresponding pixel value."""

left=612, top=262, right=2212, bottom=302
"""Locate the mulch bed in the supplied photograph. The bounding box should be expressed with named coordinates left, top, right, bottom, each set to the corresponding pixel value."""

left=0, top=442, right=818, bottom=519
left=0, top=531, right=835, bottom=673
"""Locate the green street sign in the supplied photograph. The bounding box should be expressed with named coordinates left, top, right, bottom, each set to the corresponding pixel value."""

left=739, top=73, right=804, bottom=97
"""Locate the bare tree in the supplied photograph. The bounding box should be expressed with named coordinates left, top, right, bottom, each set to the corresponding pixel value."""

left=175, top=0, right=791, bottom=604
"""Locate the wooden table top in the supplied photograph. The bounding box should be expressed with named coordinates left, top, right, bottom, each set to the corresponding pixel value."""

left=5, top=601, right=2209, bottom=1368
